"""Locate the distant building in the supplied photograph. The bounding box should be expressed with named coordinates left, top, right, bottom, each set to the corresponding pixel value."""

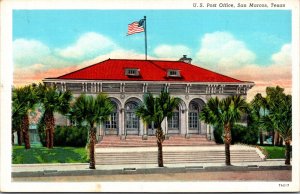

left=43, top=55, right=254, bottom=141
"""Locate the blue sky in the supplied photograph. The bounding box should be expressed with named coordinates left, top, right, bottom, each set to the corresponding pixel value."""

left=13, top=10, right=290, bottom=65
left=12, top=10, right=292, bottom=99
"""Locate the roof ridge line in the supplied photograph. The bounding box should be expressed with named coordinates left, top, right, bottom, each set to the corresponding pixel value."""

left=185, top=62, right=242, bottom=82
left=56, top=58, right=111, bottom=79
left=147, top=60, right=168, bottom=72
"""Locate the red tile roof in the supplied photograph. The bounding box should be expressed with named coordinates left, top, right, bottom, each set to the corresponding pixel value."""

left=51, top=59, right=243, bottom=83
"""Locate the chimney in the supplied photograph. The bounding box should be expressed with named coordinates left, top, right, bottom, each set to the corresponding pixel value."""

left=179, top=55, right=192, bottom=64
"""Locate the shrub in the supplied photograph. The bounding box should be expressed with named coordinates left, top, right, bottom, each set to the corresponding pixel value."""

left=54, top=125, right=88, bottom=147
left=213, top=124, right=258, bottom=145
left=38, top=123, right=88, bottom=147
left=213, top=125, right=224, bottom=144
left=37, top=114, right=46, bottom=147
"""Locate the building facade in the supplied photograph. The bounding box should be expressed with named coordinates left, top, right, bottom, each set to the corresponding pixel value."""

left=43, top=56, right=254, bottom=141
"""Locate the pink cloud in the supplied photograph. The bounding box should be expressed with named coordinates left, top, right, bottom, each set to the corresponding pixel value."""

left=13, top=64, right=87, bottom=87
left=226, top=64, right=291, bottom=101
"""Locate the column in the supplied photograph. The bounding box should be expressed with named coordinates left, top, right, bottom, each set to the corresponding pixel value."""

left=185, top=110, right=190, bottom=138
left=180, top=109, right=186, bottom=135
left=165, top=118, right=168, bottom=135
left=120, top=108, right=125, bottom=139
left=206, top=124, right=211, bottom=140
left=139, top=117, right=144, bottom=136
left=118, top=109, right=123, bottom=136
left=142, top=122, right=148, bottom=140
left=210, top=125, right=215, bottom=140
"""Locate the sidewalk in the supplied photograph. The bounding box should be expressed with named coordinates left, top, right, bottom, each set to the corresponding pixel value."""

left=12, top=159, right=292, bottom=177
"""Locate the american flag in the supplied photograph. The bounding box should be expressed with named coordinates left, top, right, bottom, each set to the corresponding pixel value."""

left=127, top=20, right=145, bottom=35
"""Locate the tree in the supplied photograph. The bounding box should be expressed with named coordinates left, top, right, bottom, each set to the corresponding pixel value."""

left=250, top=93, right=268, bottom=145
left=136, top=90, right=180, bottom=167
left=200, top=95, right=248, bottom=166
left=261, top=87, right=292, bottom=165
left=69, top=93, right=113, bottom=169
left=12, top=85, right=38, bottom=149
left=265, top=86, right=286, bottom=146
left=37, top=84, right=72, bottom=148
left=273, top=95, right=292, bottom=165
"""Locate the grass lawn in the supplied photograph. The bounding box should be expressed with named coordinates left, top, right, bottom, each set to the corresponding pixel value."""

left=12, top=146, right=88, bottom=164
left=260, top=145, right=286, bottom=159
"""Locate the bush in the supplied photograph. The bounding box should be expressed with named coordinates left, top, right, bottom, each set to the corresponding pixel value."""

left=38, top=123, right=88, bottom=147
left=213, top=124, right=258, bottom=145
left=213, top=125, right=224, bottom=144
left=231, top=124, right=258, bottom=145
left=54, top=126, right=88, bottom=147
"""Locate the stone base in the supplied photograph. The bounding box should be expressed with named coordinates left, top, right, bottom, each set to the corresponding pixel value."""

left=142, top=135, right=148, bottom=140
left=98, top=135, right=103, bottom=142
left=165, top=135, right=170, bottom=140
left=120, top=135, right=126, bottom=141
left=207, top=133, right=211, bottom=140
left=185, top=134, right=191, bottom=139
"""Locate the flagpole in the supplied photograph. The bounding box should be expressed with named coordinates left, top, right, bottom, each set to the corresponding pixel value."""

left=144, top=16, right=147, bottom=60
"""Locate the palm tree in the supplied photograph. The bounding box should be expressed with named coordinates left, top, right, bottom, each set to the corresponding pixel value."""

left=37, top=84, right=72, bottom=148
left=70, top=93, right=113, bottom=169
left=200, top=95, right=248, bottom=166
left=266, top=86, right=285, bottom=145
left=12, top=95, right=23, bottom=145
left=251, top=93, right=268, bottom=145
left=12, top=85, right=38, bottom=149
left=262, top=94, right=292, bottom=165
left=136, top=90, right=180, bottom=167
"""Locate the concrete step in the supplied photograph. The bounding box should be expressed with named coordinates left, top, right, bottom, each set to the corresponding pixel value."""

left=95, top=148, right=262, bottom=165
left=97, top=134, right=216, bottom=148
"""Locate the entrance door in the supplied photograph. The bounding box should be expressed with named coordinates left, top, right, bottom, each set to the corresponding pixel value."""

left=105, top=102, right=118, bottom=135
left=167, top=107, right=180, bottom=134
left=188, top=102, right=200, bottom=134
left=148, top=121, right=157, bottom=136
left=125, top=102, right=139, bottom=135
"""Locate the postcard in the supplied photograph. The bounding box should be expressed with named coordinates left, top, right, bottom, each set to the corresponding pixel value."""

left=0, top=0, right=299, bottom=192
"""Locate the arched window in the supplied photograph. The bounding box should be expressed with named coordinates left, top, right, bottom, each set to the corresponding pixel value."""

left=189, top=102, right=199, bottom=130
left=125, top=101, right=139, bottom=135
left=168, top=106, right=179, bottom=130
left=105, top=102, right=118, bottom=130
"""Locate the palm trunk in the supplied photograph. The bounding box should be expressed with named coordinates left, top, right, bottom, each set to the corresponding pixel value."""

left=17, top=128, right=23, bottom=145
left=223, top=123, right=231, bottom=166
left=259, top=129, right=264, bottom=145
left=12, top=131, right=15, bottom=145
left=285, top=141, right=291, bottom=165
left=156, top=125, right=165, bottom=167
left=279, top=137, right=283, bottom=146
left=271, top=129, right=275, bottom=145
left=89, top=127, right=96, bottom=169
left=22, top=114, right=30, bottom=149
left=274, top=131, right=280, bottom=146
left=45, top=111, right=55, bottom=148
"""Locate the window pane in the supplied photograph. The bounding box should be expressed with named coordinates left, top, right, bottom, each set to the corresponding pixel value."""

left=189, top=112, right=198, bottom=129
left=168, top=112, right=179, bottom=129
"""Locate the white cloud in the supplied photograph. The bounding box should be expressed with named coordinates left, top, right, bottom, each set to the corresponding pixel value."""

left=195, top=31, right=256, bottom=71
left=226, top=43, right=292, bottom=101
left=271, top=43, right=291, bottom=66
left=56, top=32, right=118, bottom=61
left=153, top=44, right=191, bottom=59
left=13, top=39, right=51, bottom=67
left=13, top=32, right=148, bottom=86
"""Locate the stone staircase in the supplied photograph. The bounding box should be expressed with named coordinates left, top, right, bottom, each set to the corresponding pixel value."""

left=95, top=145, right=265, bottom=165
left=96, top=134, right=216, bottom=148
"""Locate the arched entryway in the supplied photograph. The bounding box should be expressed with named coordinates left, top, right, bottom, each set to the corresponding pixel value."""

left=167, top=106, right=180, bottom=134
left=188, top=98, right=206, bottom=134
left=124, top=100, right=140, bottom=135
left=105, top=101, right=119, bottom=135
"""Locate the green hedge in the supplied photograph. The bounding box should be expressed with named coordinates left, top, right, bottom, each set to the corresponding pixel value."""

left=213, top=124, right=258, bottom=145
left=38, top=124, right=88, bottom=147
